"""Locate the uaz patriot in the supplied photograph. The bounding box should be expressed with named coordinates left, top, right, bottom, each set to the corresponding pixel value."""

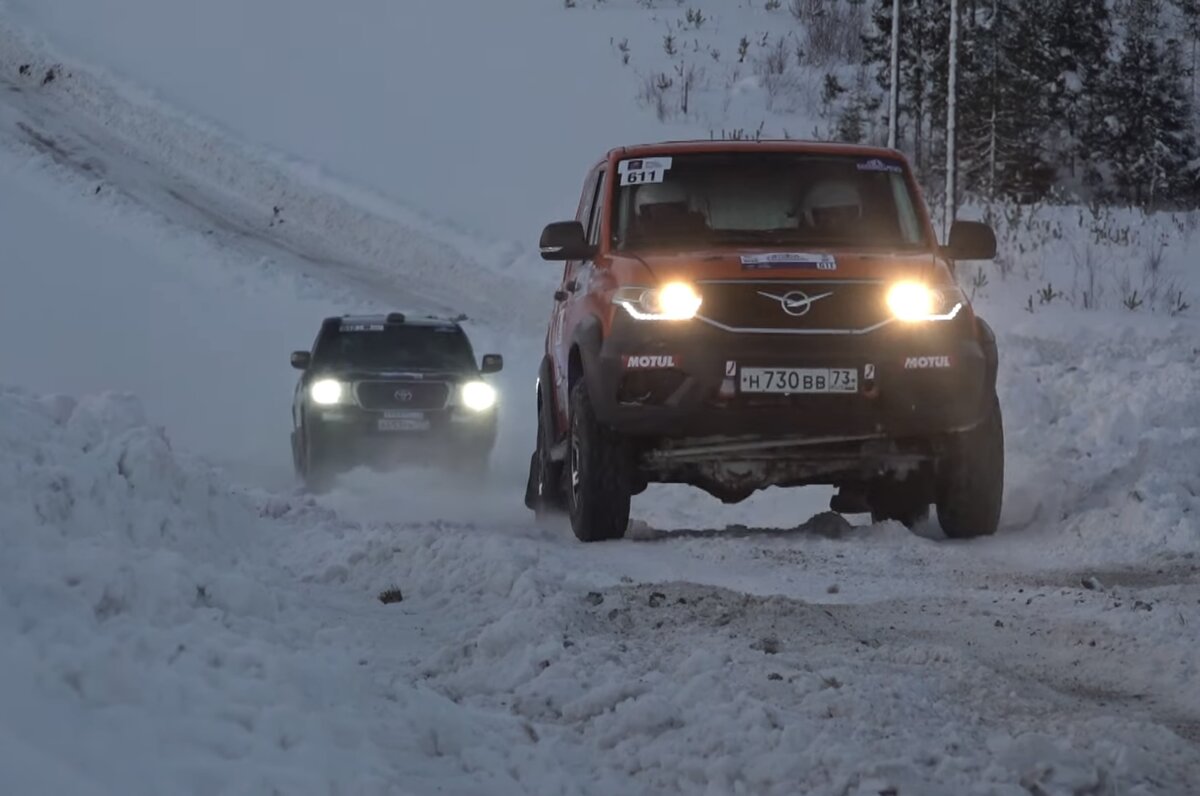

left=524, top=140, right=1003, bottom=542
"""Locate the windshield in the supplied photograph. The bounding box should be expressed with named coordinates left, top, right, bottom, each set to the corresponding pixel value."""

left=612, top=152, right=927, bottom=251
left=312, top=325, right=476, bottom=370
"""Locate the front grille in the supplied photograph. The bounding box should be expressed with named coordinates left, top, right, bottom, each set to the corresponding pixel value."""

left=696, top=280, right=890, bottom=334
left=355, top=380, right=449, bottom=411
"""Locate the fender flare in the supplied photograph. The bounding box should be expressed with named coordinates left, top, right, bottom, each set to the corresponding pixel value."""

left=572, top=315, right=606, bottom=410
left=536, top=354, right=559, bottom=440
left=976, top=315, right=999, bottom=398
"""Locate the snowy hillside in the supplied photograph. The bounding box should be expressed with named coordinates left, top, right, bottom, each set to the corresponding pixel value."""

left=1, top=0, right=1200, bottom=793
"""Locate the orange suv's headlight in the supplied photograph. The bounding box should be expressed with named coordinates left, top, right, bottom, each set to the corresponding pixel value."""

left=614, top=282, right=702, bottom=321
left=886, top=281, right=965, bottom=322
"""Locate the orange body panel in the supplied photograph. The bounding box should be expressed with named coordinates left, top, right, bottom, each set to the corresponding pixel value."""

left=544, top=139, right=965, bottom=431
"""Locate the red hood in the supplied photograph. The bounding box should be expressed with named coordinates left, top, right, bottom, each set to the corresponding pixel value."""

left=610, top=248, right=942, bottom=284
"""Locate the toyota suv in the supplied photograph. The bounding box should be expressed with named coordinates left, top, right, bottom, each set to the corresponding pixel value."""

left=524, top=140, right=1003, bottom=542
left=290, top=312, right=502, bottom=491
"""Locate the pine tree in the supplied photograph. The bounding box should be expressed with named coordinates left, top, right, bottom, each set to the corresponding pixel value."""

left=955, top=0, right=1005, bottom=200
left=1041, top=0, right=1112, bottom=186
left=992, top=0, right=1057, bottom=199
left=1100, top=0, right=1198, bottom=208
left=865, top=0, right=943, bottom=179
left=1171, top=0, right=1200, bottom=100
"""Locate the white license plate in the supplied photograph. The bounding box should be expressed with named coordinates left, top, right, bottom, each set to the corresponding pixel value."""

left=739, top=367, right=858, bottom=394
left=377, top=415, right=430, bottom=432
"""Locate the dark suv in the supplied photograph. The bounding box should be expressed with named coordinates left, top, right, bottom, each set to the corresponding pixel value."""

left=524, top=140, right=1004, bottom=542
left=290, top=312, right=502, bottom=491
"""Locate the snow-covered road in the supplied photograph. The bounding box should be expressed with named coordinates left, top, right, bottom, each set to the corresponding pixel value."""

left=2, top=15, right=1199, bottom=795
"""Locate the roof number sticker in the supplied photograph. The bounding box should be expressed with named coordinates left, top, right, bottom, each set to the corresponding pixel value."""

left=740, top=252, right=837, bottom=271
left=618, top=157, right=673, bottom=187
left=857, top=158, right=904, bottom=174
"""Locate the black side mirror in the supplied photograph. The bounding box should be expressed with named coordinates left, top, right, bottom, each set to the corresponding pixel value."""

left=290, top=351, right=311, bottom=370
left=539, top=221, right=595, bottom=261
left=943, top=220, right=997, bottom=260
left=481, top=354, right=503, bottom=374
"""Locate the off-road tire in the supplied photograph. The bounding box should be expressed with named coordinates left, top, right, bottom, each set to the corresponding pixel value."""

left=524, top=400, right=567, bottom=522
left=935, top=394, right=1004, bottom=539
left=566, top=381, right=631, bottom=542
left=300, top=420, right=337, bottom=494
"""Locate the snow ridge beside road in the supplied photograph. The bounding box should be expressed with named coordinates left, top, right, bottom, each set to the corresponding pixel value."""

left=0, top=17, right=548, bottom=332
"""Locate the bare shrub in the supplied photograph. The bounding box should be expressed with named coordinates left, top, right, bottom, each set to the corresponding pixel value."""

left=752, top=35, right=808, bottom=111
left=637, top=72, right=674, bottom=121
left=790, top=0, right=867, bottom=65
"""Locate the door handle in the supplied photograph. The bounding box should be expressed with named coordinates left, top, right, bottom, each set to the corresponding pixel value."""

left=554, top=290, right=569, bottom=302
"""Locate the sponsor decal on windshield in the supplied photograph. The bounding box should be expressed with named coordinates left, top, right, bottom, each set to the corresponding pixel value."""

left=618, top=157, right=673, bottom=187
left=857, top=158, right=904, bottom=174
left=341, top=324, right=385, bottom=332
left=740, top=252, right=837, bottom=271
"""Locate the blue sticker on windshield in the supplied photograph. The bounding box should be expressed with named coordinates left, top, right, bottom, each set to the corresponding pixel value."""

left=857, top=158, right=904, bottom=174
left=740, top=253, right=837, bottom=271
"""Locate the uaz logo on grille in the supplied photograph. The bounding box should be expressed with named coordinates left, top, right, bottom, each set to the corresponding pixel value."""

left=394, top=389, right=414, bottom=402
left=757, top=289, right=835, bottom=317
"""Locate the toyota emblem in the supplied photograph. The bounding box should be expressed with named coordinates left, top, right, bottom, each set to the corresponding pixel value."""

left=395, top=389, right=414, bottom=402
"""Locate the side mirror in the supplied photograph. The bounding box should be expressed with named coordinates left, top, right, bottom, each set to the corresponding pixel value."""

left=290, top=351, right=311, bottom=370
left=539, top=220, right=595, bottom=261
left=481, top=354, right=503, bottom=374
left=943, top=220, right=997, bottom=260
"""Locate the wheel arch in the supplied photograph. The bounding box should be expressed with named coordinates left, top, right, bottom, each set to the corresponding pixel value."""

left=570, top=315, right=605, bottom=408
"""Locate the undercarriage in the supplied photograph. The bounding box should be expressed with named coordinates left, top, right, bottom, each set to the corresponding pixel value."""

left=635, top=433, right=938, bottom=504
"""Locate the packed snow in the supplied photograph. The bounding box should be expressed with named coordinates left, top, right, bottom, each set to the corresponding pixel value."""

left=1, top=1, right=1199, bottom=793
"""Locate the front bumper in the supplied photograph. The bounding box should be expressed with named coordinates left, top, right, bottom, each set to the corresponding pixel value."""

left=585, top=314, right=991, bottom=442
left=309, top=405, right=497, bottom=458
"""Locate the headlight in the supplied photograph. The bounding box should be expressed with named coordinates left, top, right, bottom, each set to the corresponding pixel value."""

left=614, top=282, right=702, bottom=321
left=460, top=381, right=497, bottom=412
left=886, top=281, right=964, bottom=322
left=309, top=378, right=344, bottom=405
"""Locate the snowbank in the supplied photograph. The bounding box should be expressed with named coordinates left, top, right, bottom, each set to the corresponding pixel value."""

left=994, top=310, right=1200, bottom=563
left=0, top=386, right=577, bottom=795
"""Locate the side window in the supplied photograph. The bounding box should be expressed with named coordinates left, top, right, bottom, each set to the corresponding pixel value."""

left=586, top=170, right=606, bottom=247
left=576, top=170, right=600, bottom=227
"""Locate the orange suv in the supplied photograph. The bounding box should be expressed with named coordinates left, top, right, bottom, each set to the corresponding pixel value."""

left=524, top=140, right=1003, bottom=542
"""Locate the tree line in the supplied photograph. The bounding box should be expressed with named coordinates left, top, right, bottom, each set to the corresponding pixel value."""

left=826, top=0, right=1200, bottom=210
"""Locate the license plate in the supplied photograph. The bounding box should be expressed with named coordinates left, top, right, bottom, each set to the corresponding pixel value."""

left=377, top=414, right=430, bottom=432
left=739, top=367, right=858, bottom=394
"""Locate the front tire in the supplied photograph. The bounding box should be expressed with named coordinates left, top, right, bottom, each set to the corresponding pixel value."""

left=525, top=399, right=567, bottom=524
left=566, top=381, right=631, bottom=542
left=300, top=421, right=337, bottom=494
left=935, top=394, right=1005, bottom=539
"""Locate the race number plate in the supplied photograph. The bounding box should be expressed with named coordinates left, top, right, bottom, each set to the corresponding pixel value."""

left=739, top=367, right=858, bottom=394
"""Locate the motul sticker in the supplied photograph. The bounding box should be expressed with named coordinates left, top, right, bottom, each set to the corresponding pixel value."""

left=904, top=355, right=953, bottom=370
left=623, top=354, right=679, bottom=369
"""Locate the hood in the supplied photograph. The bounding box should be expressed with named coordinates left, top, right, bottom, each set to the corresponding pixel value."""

left=309, top=366, right=472, bottom=382
left=613, top=248, right=941, bottom=284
